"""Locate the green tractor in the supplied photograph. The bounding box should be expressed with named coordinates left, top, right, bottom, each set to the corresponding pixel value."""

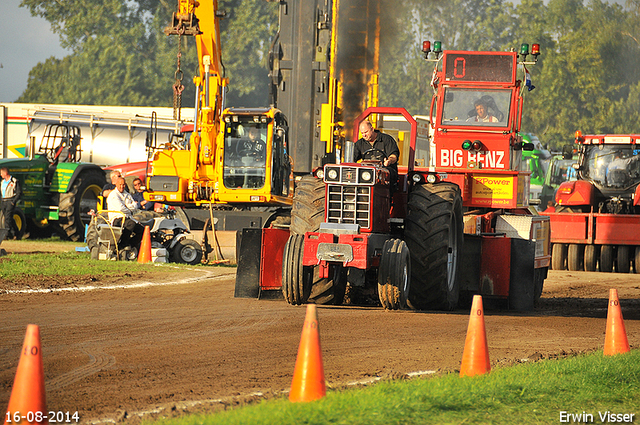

left=521, top=133, right=551, bottom=208
left=0, top=123, right=106, bottom=241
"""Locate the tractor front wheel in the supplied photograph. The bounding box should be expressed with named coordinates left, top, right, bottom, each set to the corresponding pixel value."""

left=282, top=234, right=310, bottom=305
left=171, top=239, right=203, bottom=265
left=378, top=238, right=411, bottom=310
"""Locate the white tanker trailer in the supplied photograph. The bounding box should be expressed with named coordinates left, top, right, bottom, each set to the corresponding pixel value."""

left=0, top=103, right=193, bottom=166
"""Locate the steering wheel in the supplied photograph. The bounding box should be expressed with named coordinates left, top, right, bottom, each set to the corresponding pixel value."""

left=236, top=139, right=266, bottom=160
left=361, top=148, right=387, bottom=162
left=236, top=140, right=257, bottom=157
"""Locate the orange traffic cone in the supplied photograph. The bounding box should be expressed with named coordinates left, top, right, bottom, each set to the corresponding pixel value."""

left=460, top=295, right=491, bottom=377
left=3, top=324, right=47, bottom=425
left=137, top=225, right=152, bottom=263
left=289, top=304, right=326, bottom=402
left=603, top=289, right=630, bottom=356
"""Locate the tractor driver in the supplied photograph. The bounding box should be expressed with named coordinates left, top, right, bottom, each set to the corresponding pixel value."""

left=354, top=120, right=400, bottom=189
left=467, top=99, right=499, bottom=123
left=107, top=177, right=145, bottom=251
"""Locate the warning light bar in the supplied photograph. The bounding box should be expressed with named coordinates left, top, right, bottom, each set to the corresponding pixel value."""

left=518, top=42, right=540, bottom=63
left=421, top=41, right=442, bottom=60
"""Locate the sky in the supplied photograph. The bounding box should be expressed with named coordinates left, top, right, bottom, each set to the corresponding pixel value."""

left=0, top=0, right=70, bottom=103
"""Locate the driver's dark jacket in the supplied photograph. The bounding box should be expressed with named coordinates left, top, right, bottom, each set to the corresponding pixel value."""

left=354, top=130, right=400, bottom=174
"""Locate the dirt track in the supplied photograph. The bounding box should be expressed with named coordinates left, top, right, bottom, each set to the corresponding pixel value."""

left=1, top=241, right=639, bottom=424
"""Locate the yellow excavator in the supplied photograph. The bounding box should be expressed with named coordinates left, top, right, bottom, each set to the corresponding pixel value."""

left=145, top=0, right=293, bottom=232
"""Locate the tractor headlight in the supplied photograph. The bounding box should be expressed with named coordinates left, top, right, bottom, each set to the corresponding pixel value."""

left=359, top=169, right=373, bottom=183
left=326, top=167, right=340, bottom=182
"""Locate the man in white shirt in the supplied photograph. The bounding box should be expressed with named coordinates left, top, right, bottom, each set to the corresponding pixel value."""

left=106, top=177, right=144, bottom=250
left=467, top=99, right=499, bottom=123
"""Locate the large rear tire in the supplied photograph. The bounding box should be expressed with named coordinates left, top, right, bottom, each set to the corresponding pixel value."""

left=405, top=183, right=462, bottom=310
left=290, top=175, right=325, bottom=235
left=378, top=239, right=411, bottom=310
left=58, top=169, right=105, bottom=241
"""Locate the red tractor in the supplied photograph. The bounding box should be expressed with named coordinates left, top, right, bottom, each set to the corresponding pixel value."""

left=237, top=44, right=550, bottom=310
left=543, top=132, right=640, bottom=272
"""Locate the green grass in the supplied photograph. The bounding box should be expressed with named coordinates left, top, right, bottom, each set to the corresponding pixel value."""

left=0, top=237, right=228, bottom=280
left=148, top=350, right=640, bottom=425
left=0, top=251, right=157, bottom=279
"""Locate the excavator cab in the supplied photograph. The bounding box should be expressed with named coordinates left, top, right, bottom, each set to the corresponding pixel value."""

left=223, top=121, right=268, bottom=189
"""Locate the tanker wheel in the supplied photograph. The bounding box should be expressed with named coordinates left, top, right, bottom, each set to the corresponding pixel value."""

left=635, top=247, right=640, bottom=273
left=290, top=175, right=325, bottom=235
left=282, top=234, right=311, bottom=305
left=58, top=169, right=105, bottom=241
left=551, top=243, right=567, bottom=270
left=567, top=244, right=584, bottom=271
left=616, top=245, right=630, bottom=273
left=405, top=183, right=462, bottom=310
left=378, top=238, right=411, bottom=310
left=584, top=244, right=598, bottom=272
left=600, top=245, right=614, bottom=272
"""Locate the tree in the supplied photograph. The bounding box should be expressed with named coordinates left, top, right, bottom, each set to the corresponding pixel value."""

left=17, top=0, right=278, bottom=108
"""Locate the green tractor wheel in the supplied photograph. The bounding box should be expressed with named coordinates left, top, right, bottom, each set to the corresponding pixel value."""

left=0, top=208, right=26, bottom=240
left=58, top=170, right=105, bottom=241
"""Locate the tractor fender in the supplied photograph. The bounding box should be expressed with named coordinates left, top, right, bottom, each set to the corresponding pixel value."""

left=50, top=163, right=106, bottom=193
left=555, top=180, right=595, bottom=207
left=169, top=233, right=188, bottom=250
left=152, top=217, right=188, bottom=233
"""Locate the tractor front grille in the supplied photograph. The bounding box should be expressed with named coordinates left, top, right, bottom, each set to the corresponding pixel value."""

left=326, top=185, right=371, bottom=229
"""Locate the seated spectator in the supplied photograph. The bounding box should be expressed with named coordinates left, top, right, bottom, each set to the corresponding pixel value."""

left=131, top=177, right=155, bottom=211
left=106, top=177, right=144, bottom=250
left=103, top=170, right=130, bottom=198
